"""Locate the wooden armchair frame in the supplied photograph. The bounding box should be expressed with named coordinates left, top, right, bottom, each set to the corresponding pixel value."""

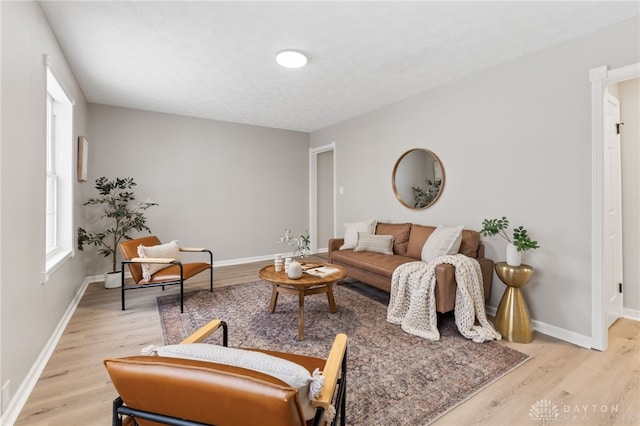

left=106, top=320, right=347, bottom=426
left=119, top=236, right=213, bottom=313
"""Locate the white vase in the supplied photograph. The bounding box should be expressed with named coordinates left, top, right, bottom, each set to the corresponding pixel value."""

left=287, top=260, right=302, bottom=279
left=104, top=271, right=122, bottom=289
left=506, top=243, right=522, bottom=267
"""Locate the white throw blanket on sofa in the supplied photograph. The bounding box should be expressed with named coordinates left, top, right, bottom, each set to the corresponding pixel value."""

left=387, top=254, right=501, bottom=343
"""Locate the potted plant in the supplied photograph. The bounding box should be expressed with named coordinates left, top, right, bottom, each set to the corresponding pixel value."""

left=77, top=177, right=158, bottom=288
left=479, top=216, right=540, bottom=266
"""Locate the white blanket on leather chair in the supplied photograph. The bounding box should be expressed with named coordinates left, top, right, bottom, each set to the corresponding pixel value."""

left=387, top=254, right=501, bottom=343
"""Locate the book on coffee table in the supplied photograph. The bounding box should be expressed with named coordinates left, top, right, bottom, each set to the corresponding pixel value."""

left=305, top=266, right=340, bottom=277
left=300, top=263, right=322, bottom=270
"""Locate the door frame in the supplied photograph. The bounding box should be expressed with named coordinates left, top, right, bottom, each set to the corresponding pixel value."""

left=590, top=62, right=640, bottom=351
left=309, top=142, right=336, bottom=253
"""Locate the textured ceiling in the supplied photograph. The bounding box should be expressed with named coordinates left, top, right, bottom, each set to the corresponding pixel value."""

left=40, top=1, right=639, bottom=132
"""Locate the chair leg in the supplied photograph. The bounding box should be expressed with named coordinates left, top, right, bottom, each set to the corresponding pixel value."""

left=112, top=397, right=124, bottom=426
left=209, top=265, right=213, bottom=292
left=180, top=279, right=184, bottom=313
left=121, top=266, right=126, bottom=311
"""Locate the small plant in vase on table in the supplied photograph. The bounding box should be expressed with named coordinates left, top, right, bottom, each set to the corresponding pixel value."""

left=278, top=228, right=311, bottom=258
left=479, top=216, right=540, bottom=266
left=278, top=228, right=311, bottom=279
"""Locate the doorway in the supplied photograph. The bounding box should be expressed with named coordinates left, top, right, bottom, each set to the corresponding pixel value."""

left=590, top=62, right=640, bottom=351
left=309, top=143, right=336, bottom=253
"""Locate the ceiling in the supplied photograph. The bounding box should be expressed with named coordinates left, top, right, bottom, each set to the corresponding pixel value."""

left=40, top=1, right=639, bottom=133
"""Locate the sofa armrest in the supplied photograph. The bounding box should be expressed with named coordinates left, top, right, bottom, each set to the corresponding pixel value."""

left=328, top=238, right=344, bottom=256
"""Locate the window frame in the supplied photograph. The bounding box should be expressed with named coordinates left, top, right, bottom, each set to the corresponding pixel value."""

left=45, top=66, right=75, bottom=277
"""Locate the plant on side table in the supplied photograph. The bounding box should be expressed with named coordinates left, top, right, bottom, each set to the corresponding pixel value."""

left=480, top=216, right=540, bottom=266
left=77, top=177, right=158, bottom=288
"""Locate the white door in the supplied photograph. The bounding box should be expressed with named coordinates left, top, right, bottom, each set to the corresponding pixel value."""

left=309, top=144, right=336, bottom=253
left=603, top=93, right=624, bottom=328
left=316, top=150, right=334, bottom=251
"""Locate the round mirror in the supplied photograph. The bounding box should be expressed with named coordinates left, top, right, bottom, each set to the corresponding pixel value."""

left=392, top=149, right=445, bottom=209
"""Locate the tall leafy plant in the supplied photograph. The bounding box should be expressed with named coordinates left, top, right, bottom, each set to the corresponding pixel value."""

left=77, top=177, right=158, bottom=272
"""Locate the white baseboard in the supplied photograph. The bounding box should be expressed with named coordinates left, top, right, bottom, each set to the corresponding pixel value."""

left=485, top=304, right=592, bottom=349
left=623, top=307, right=640, bottom=321
left=1, top=277, right=92, bottom=426
left=212, top=251, right=327, bottom=268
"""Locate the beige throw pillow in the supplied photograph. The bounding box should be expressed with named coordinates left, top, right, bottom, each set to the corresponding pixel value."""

left=421, top=225, right=464, bottom=262
left=339, top=219, right=377, bottom=250
left=137, top=240, right=181, bottom=281
left=354, top=232, right=394, bottom=255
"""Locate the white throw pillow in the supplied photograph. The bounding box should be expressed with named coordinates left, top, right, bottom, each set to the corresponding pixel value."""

left=155, top=343, right=323, bottom=420
left=340, top=219, right=377, bottom=250
left=137, top=240, right=181, bottom=281
left=354, top=232, right=394, bottom=255
left=421, top=225, right=464, bottom=262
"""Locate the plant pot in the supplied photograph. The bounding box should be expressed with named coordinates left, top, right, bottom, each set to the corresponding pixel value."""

left=104, top=271, right=122, bottom=289
left=506, top=243, right=522, bottom=267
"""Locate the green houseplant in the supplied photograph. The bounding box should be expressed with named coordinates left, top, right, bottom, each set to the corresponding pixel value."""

left=77, top=177, right=157, bottom=287
left=480, top=216, right=539, bottom=266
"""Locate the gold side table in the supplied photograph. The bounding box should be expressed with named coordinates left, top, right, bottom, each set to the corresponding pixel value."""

left=494, top=262, right=534, bottom=343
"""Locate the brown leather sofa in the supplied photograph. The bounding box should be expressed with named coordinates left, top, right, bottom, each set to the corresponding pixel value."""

left=329, top=222, right=493, bottom=313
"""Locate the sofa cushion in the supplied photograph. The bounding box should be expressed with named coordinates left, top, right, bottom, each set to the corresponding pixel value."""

left=331, top=249, right=415, bottom=279
left=375, top=222, right=412, bottom=256
left=421, top=225, right=463, bottom=262
left=405, top=225, right=436, bottom=259
left=459, top=230, right=481, bottom=258
left=340, top=219, right=377, bottom=250
left=354, top=232, right=394, bottom=255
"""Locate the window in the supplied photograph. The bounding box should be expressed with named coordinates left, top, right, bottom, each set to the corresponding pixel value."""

left=45, top=67, right=74, bottom=275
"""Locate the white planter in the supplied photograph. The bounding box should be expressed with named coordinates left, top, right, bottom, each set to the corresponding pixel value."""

left=506, top=243, right=522, bottom=267
left=104, top=271, right=122, bottom=289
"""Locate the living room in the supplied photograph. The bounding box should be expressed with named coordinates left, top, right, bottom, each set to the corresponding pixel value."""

left=2, top=1, right=639, bottom=424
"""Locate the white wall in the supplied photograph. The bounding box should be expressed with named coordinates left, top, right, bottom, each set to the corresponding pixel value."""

left=0, top=0, right=89, bottom=417
left=619, top=78, right=640, bottom=314
left=310, top=18, right=640, bottom=339
left=85, top=104, right=310, bottom=274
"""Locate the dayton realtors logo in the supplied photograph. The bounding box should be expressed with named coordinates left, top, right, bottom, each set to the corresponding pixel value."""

left=529, top=399, right=560, bottom=424
left=529, top=399, right=636, bottom=424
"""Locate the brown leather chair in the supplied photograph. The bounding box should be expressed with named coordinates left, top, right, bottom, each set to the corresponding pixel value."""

left=118, top=236, right=212, bottom=312
left=104, top=320, right=347, bottom=426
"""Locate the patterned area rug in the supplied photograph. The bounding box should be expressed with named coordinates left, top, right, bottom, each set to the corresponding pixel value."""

left=156, top=280, right=530, bottom=425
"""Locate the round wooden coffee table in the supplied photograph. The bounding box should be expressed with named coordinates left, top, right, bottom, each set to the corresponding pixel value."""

left=258, top=262, right=347, bottom=340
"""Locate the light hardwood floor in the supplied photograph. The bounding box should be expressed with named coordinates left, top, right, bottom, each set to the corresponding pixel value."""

left=14, top=257, right=640, bottom=425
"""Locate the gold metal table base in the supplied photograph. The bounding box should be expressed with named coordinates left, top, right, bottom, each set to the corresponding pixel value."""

left=494, top=262, right=534, bottom=343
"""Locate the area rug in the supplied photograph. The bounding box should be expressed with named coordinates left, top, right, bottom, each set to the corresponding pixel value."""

left=156, top=281, right=530, bottom=425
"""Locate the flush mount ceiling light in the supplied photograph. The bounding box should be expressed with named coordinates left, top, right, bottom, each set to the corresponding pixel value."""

left=275, top=49, right=308, bottom=68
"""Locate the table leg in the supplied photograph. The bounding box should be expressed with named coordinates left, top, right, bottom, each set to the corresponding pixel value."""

left=494, top=287, right=533, bottom=343
left=269, top=284, right=279, bottom=313
left=326, top=283, right=337, bottom=313
left=298, top=289, right=305, bottom=341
